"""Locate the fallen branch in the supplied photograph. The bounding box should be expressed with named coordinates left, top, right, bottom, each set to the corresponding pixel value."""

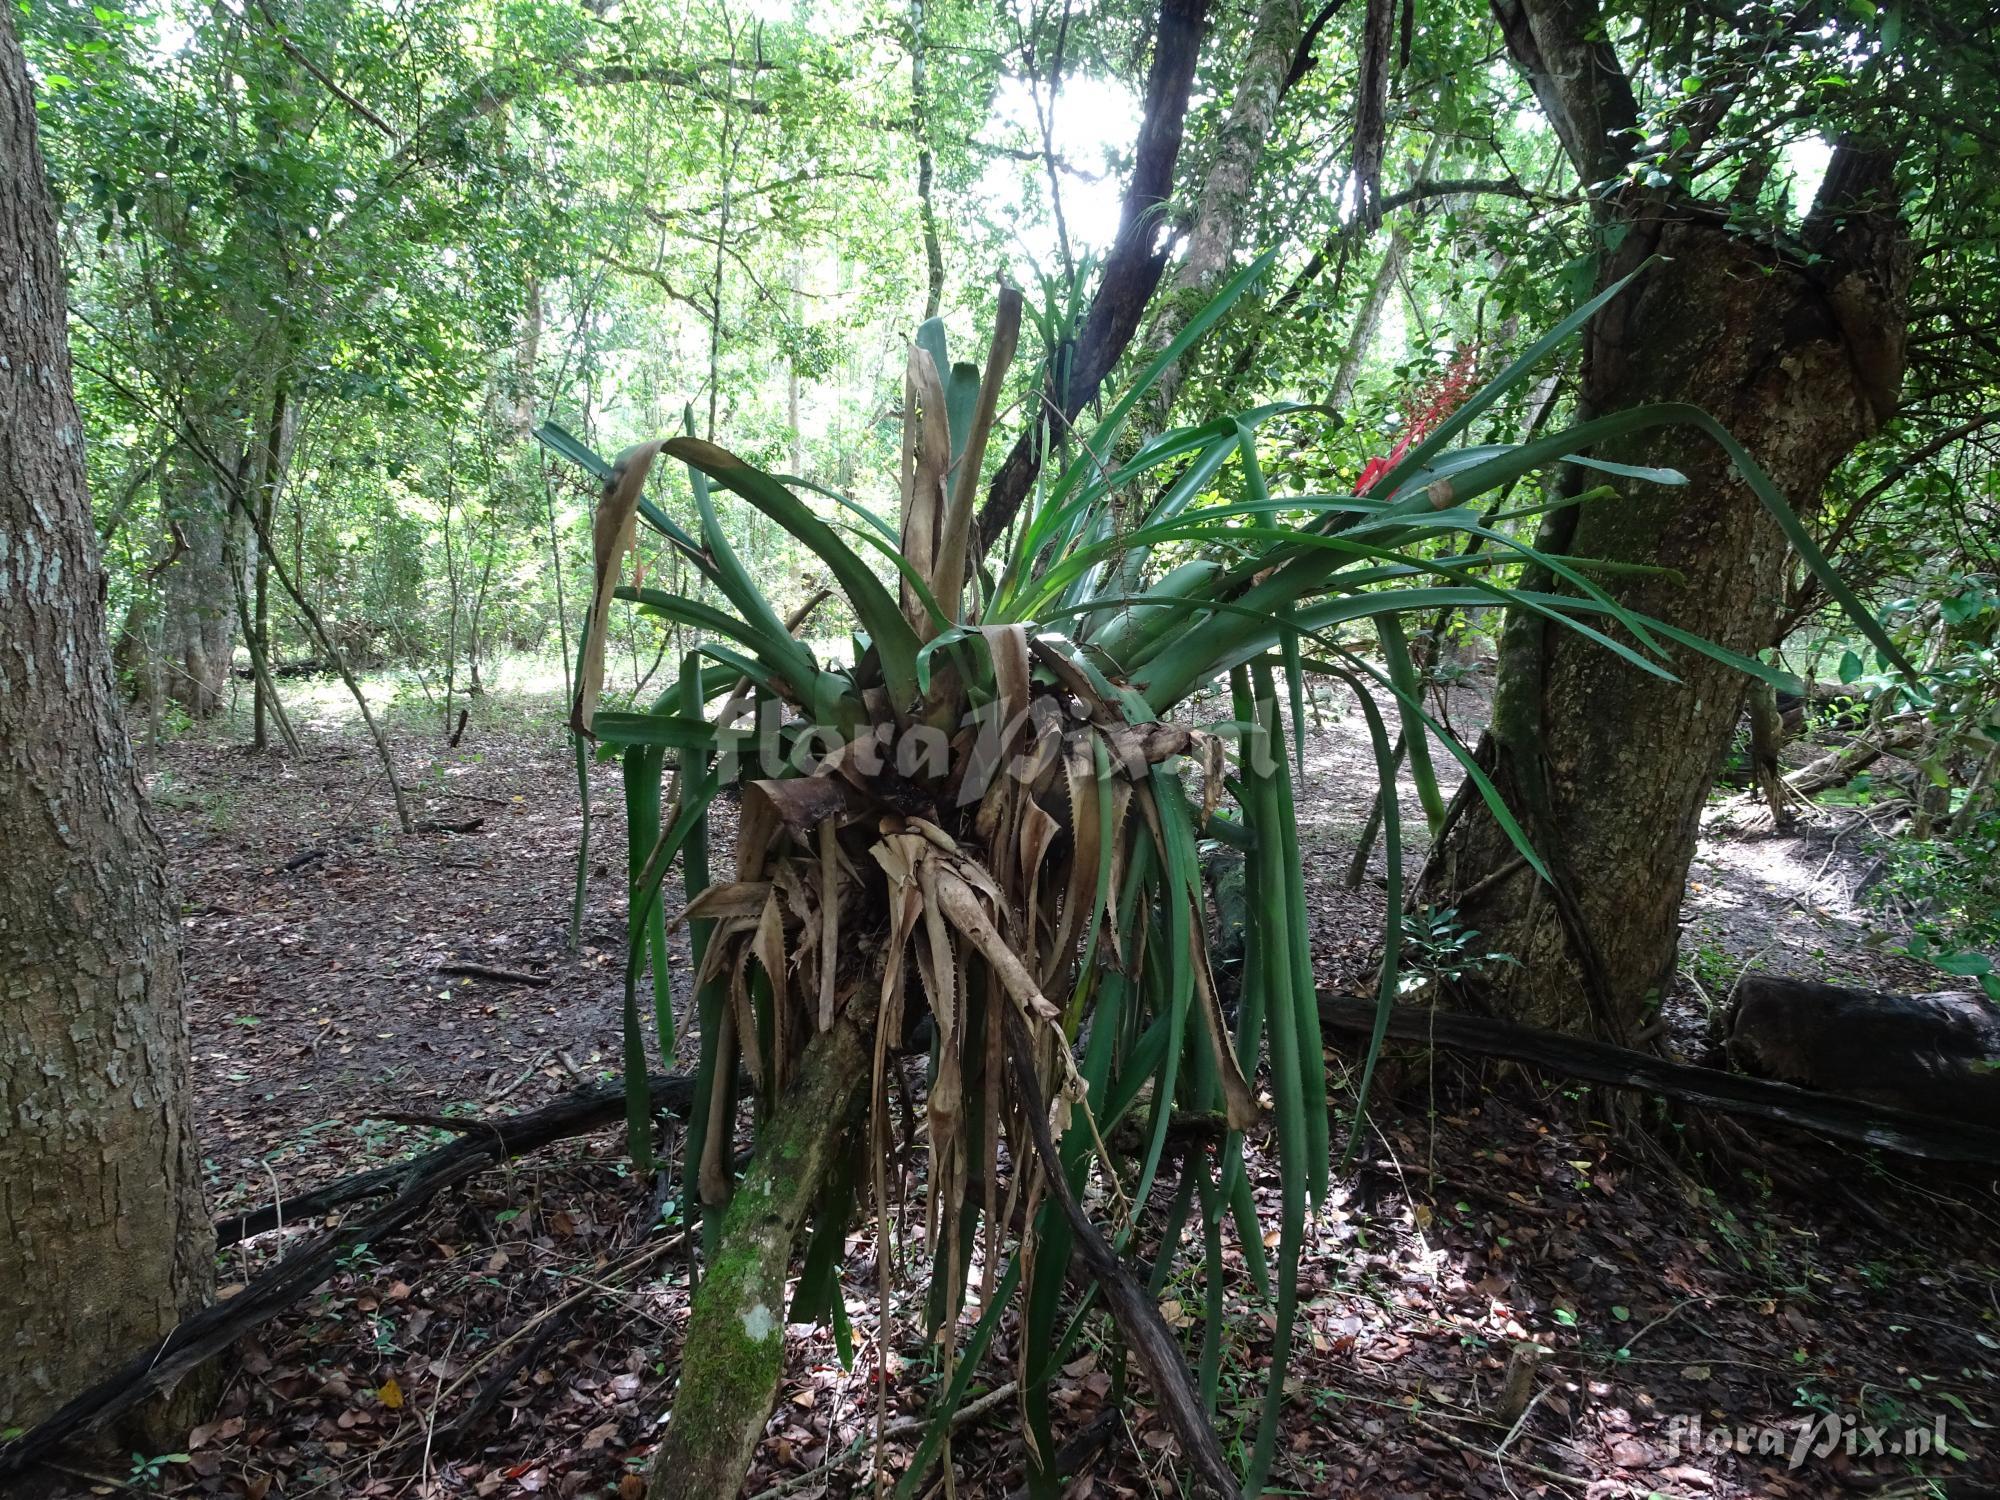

left=366, top=1110, right=490, bottom=1133
left=216, top=1068, right=695, bottom=1247
left=434, top=788, right=509, bottom=806
left=435, top=1309, right=574, bottom=1455
left=1317, top=994, right=2000, bottom=1164
left=1784, top=726, right=1918, bottom=796
left=1003, top=1409, right=1122, bottom=1500
left=436, top=961, right=550, bottom=987
left=0, top=1071, right=703, bottom=1481
left=748, top=1380, right=1027, bottom=1500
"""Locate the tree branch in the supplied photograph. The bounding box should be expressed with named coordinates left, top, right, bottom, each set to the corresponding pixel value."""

left=1489, top=0, right=1638, bottom=190
left=1378, top=174, right=1557, bottom=213
left=1782, top=406, right=2000, bottom=625
left=1281, top=0, right=1352, bottom=94
left=599, top=256, right=715, bottom=319
left=974, top=0, right=1212, bottom=553
left=250, top=0, right=398, bottom=139
left=1, top=1070, right=705, bottom=1478
left=1316, top=994, right=2000, bottom=1163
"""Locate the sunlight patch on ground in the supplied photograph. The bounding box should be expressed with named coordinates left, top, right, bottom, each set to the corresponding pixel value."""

left=1687, top=821, right=1868, bottom=925
left=212, top=653, right=576, bottom=740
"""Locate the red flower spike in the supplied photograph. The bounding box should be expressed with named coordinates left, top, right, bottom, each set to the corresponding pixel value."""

left=1353, top=344, right=1482, bottom=496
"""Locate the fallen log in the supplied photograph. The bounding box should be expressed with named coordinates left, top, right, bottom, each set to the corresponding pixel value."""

left=1317, top=993, right=2000, bottom=1164
left=215, top=1069, right=697, bottom=1246
left=1728, top=976, right=2000, bottom=1131
left=1, top=1071, right=700, bottom=1480
left=415, top=815, right=485, bottom=835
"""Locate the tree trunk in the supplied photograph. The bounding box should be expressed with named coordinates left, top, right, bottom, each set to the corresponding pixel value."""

left=1326, top=226, right=1409, bottom=411
left=111, top=456, right=242, bottom=723
left=910, top=0, right=944, bottom=322
left=1128, top=0, right=1301, bottom=434
left=0, top=8, right=214, bottom=1447
left=645, top=1020, right=869, bottom=1499
left=250, top=377, right=291, bottom=751
left=155, top=460, right=241, bottom=718
left=1417, top=160, right=1909, bottom=1039
left=972, top=0, right=1211, bottom=551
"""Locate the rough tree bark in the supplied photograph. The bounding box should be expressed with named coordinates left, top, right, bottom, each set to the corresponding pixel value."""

left=0, top=6, right=214, bottom=1447
left=112, top=457, right=245, bottom=721
left=1414, top=0, right=1911, bottom=1039
left=160, top=463, right=243, bottom=717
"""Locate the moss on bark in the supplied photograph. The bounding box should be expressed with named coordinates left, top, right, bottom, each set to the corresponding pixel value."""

left=646, top=1019, right=868, bottom=1498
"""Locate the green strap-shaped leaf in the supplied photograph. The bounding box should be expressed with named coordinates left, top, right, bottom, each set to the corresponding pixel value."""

left=666, top=437, right=924, bottom=708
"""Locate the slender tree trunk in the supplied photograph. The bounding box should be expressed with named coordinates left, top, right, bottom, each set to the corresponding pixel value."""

left=973, top=0, right=1211, bottom=552
left=787, top=263, right=806, bottom=475
left=441, top=458, right=460, bottom=737
left=1128, top=0, right=1301, bottom=436
left=512, top=276, right=541, bottom=439
left=1328, top=228, right=1409, bottom=410
left=0, top=10, right=214, bottom=1444
left=250, top=378, right=290, bottom=751
left=645, top=1020, right=868, bottom=1499
left=1417, top=150, right=1910, bottom=1038
left=910, top=0, right=944, bottom=321
left=465, top=507, right=498, bottom=697
left=226, top=506, right=300, bottom=754
left=251, top=532, right=272, bottom=745
left=241, top=495, right=416, bottom=833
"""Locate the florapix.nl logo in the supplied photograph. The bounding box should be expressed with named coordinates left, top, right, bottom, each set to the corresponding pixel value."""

left=1662, top=1410, right=1963, bottom=1471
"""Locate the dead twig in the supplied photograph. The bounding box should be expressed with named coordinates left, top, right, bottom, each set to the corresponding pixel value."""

left=415, top=816, right=485, bottom=835
left=437, top=961, right=550, bottom=987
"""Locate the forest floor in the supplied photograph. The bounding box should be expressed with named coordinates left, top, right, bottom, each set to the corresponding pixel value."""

left=58, top=663, right=1999, bottom=1500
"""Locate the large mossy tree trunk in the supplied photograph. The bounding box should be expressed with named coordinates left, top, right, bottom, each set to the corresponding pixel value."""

left=1413, top=0, right=1911, bottom=1040
left=1420, top=200, right=1908, bottom=1038
left=112, top=453, right=244, bottom=722
left=0, top=7, right=214, bottom=1441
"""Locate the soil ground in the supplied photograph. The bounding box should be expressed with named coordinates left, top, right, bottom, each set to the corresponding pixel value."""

left=41, top=662, right=1999, bottom=1500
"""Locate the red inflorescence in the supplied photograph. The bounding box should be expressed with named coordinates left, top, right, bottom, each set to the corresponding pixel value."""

left=1354, top=345, right=1483, bottom=496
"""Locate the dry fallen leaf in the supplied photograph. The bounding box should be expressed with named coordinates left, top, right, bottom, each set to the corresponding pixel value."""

left=376, top=1375, right=404, bottom=1410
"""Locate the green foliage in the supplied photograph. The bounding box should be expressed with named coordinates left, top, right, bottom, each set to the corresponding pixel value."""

left=1398, top=905, right=1520, bottom=993
left=542, top=251, right=1895, bottom=1492
left=1875, top=821, right=2000, bottom=989
left=127, top=1451, right=190, bottom=1491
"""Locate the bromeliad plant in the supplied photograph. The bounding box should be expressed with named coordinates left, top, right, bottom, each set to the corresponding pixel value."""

left=539, top=257, right=1907, bottom=1499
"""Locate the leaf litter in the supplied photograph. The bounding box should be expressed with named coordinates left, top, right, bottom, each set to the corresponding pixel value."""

left=58, top=691, right=1994, bottom=1499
